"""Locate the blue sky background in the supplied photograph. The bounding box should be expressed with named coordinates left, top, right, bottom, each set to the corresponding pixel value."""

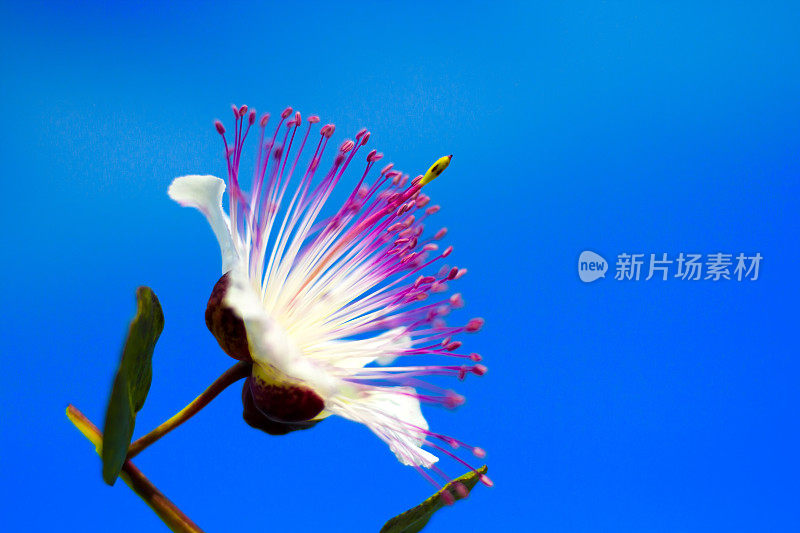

left=2, top=1, right=799, bottom=531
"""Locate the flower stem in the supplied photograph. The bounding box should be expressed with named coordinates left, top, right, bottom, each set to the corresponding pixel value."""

left=127, top=360, right=250, bottom=459
left=66, top=405, right=204, bottom=533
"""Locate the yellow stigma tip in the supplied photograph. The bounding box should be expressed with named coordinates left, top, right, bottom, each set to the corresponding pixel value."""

left=420, top=154, right=452, bottom=186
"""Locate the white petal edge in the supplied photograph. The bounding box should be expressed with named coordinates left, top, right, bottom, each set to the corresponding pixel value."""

left=168, top=175, right=238, bottom=273
left=328, top=388, right=439, bottom=468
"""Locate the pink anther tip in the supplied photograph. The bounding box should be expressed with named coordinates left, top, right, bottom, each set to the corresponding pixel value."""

left=321, top=123, right=335, bottom=138
left=449, top=293, right=464, bottom=308
left=239, top=105, right=248, bottom=117
left=465, top=318, right=485, bottom=332
left=308, top=115, right=320, bottom=124
left=480, top=475, right=494, bottom=488
left=214, top=120, right=226, bottom=135
left=445, top=391, right=465, bottom=408
left=281, top=107, right=293, bottom=119
left=340, top=140, right=355, bottom=153
left=259, top=113, right=270, bottom=127
left=473, top=447, right=487, bottom=459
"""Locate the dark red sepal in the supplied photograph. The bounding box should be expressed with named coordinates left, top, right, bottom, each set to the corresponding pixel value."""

left=242, top=378, right=322, bottom=435
left=206, top=272, right=251, bottom=361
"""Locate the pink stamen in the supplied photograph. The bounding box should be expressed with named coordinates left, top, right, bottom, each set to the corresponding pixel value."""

left=465, top=318, right=484, bottom=332
left=472, top=364, right=488, bottom=376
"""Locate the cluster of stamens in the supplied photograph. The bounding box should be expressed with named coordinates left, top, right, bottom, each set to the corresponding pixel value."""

left=207, top=104, right=491, bottom=498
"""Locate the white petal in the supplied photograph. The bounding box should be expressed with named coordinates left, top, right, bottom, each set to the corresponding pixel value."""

left=168, top=175, right=238, bottom=273
left=328, top=388, right=439, bottom=468
left=224, top=269, right=341, bottom=398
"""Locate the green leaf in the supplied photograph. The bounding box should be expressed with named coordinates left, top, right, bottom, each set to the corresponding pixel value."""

left=102, top=287, right=164, bottom=485
left=380, top=466, right=488, bottom=533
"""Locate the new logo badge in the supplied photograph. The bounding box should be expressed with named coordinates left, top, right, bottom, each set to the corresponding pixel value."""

left=578, top=251, right=607, bottom=283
